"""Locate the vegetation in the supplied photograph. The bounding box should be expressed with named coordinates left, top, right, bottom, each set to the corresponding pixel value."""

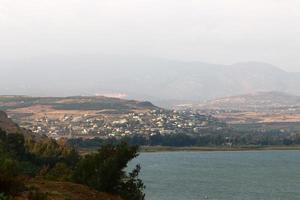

left=69, top=128, right=300, bottom=148
left=73, top=142, right=145, bottom=200
left=0, top=193, right=10, bottom=200
left=0, top=128, right=145, bottom=200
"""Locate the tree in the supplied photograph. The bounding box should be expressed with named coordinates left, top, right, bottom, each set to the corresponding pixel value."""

left=6, top=133, right=26, bottom=159
left=45, top=162, right=73, bottom=181
left=73, top=142, right=145, bottom=200
left=25, top=137, right=79, bottom=168
left=0, top=131, right=24, bottom=195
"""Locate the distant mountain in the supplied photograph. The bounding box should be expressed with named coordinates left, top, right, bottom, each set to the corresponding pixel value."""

left=1, top=55, right=300, bottom=103
left=192, top=91, right=300, bottom=112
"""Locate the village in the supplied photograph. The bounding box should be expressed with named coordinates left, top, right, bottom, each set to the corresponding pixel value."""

left=18, top=109, right=225, bottom=139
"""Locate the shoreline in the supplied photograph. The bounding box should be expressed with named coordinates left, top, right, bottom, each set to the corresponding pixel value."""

left=140, top=145, right=300, bottom=152
left=78, top=145, right=300, bottom=155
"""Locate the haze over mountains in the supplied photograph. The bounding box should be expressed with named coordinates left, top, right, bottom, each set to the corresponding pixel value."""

left=1, top=55, right=300, bottom=103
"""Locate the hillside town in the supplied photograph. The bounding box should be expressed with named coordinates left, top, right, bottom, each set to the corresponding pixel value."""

left=15, top=109, right=225, bottom=139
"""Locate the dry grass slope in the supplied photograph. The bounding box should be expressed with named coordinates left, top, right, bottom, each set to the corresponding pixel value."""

left=15, top=179, right=123, bottom=200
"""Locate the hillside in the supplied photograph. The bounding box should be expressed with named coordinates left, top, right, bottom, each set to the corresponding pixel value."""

left=187, top=92, right=300, bottom=124
left=1, top=56, right=300, bottom=103
left=17, top=179, right=122, bottom=200
left=0, top=96, right=225, bottom=140
left=0, top=96, right=158, bottom=138
left=195, top=91, right=300, bottom=112
left=0, top=110, right=23, bottom=134
left=0, top=96, right=156, bottom=112
left=0, top=95, right=157, bottom=121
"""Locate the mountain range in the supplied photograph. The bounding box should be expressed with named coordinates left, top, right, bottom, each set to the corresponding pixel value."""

left=1, top=55, right=300, bottom=104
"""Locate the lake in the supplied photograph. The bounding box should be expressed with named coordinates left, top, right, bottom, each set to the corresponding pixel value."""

left=130, top=150, right=300, bottom=200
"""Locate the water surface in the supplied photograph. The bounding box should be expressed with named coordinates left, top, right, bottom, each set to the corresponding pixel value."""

left=130, top=150, right=300, bottom=200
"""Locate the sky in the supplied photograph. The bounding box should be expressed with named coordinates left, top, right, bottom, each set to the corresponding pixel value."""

left=0, top=0, right=300, bottom=72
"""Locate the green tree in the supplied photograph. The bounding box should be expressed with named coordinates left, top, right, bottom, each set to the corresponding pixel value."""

left=6, top=133, right=26, bottom=159
left=0, top=135, right=24, bottom=195
left=25, top=137, right=79, bottom=168
left=73, top=142, right=145, bottom=200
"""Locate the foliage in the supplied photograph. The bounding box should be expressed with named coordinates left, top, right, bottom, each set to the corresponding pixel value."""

left=0, top=131, right=24, bottom=195
left=0, top=130, right=26, bottom=160
left=45, top=162, right=72, bottom=181
left=25, top=137, right=80, bottom=168
left=0, top=128, right=79, bottom=195
left=0, top=127, right=145, bottom=199
left=18, top=161, right=40, bottom=176
left=73, top=142, right=145, bottom=200
left=120, top=164, right=145, bottom=200
left=0, top=158, right=19, bottom=177
left=0, top=193, right=10, bottom=200
left=69, top=129, right=300, bottom=148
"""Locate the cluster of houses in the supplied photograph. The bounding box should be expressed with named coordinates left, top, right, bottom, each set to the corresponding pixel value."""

left=20, top=109, right=225, bottom=139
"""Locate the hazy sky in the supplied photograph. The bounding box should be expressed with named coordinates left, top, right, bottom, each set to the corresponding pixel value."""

left=0, top=0, right=300, bottom=71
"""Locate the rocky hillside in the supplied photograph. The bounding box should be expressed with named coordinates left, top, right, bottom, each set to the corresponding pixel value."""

left=0, top=110, right=22, bottom=133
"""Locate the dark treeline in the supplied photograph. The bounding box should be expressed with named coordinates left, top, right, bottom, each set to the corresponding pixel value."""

left=68, top=130, right=300, bottom=148
left=0, top=129, right=145, bottom=200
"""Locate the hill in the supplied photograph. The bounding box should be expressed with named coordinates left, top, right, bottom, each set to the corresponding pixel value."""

left=0, top=95, right=157, bottom=121
left=185, top=92, right=300, bottom=124
left=0, top=96, right=158, bottom=138
left=0, top=96, right=225, bottom=141
left=1, top=56, right=300, bottom=103
left=0, top=95, right=156, bottom=112
left=0, top=110, right=23, bottom=134
left=194, top=91, right=300, bottom=112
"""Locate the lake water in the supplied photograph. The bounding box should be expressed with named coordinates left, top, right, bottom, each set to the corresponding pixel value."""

left=130, top=150, right=300, bottom=200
